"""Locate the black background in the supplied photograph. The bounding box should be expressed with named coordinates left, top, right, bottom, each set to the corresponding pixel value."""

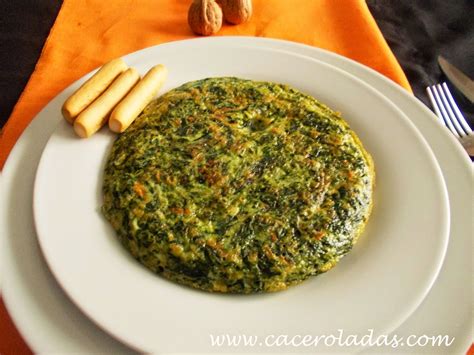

left=1, top=0, right=473, bottom=130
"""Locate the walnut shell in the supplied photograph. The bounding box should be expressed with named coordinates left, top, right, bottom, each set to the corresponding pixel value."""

left=219, top=0, right=252, bottom=25
left=188, top=0, right=223, bottom=36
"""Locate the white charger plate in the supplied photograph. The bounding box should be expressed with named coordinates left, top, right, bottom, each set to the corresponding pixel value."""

left=31, top=43, right=449, bottom=353
left=1, top=37, right=471, bottom=354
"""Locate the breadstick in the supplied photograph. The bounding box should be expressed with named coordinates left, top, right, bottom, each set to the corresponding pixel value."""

left=62, top=58, right=128, bottom=123
left=109, top=64, right=168, bottom=133
left=73, top=68, right=140, bottom=138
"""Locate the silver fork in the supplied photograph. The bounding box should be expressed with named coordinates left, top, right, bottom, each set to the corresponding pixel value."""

left=426, top=82, right=474, bottom=156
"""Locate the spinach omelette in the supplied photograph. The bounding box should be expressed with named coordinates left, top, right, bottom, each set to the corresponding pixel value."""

left=102, top=77, right=374, bottom=293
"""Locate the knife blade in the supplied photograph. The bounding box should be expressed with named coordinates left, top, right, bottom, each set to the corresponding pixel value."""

left=438, top=56, right=474, bottom=104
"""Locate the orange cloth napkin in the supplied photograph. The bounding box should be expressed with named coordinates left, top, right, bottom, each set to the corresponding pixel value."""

left=0, top=0, right=412, bottom=353
left=0, top=0, right=411, bottom=170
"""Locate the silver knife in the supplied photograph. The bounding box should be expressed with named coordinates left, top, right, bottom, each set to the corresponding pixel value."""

left=438, top=56, right=474, bottom=104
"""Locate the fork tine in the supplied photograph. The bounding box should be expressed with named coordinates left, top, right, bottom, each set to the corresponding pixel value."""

left=427, top=85, right=460, bottom=137
left=436, top=84, right=466, bottom=136
left=441, top=83, right=473, bottom=135
left=427, top=86, right=444, bottom=124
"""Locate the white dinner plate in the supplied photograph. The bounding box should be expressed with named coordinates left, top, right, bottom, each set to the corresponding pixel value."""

left=31, top=42, right=449, bottom=353
left=1, top=37, right=471, bottom=354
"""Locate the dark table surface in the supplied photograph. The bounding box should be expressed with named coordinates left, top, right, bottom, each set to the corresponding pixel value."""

left=1, top=0, right=473, bottom=131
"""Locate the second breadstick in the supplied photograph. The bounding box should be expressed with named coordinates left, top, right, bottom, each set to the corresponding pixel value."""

left=109, top=64, right=168, bottom=133
left=74, top=68, right=140, bottom=138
